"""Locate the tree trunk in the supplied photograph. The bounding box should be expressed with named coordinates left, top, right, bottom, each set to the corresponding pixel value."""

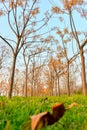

left=8, top=54, right=17, bottom=98
left=69, top=9, right=87, bottom=95
left=66, top=61, right=70, bottom=96
left=51, top=76, right=53, bottom=96
left=57, top=76, right=60, bottom=96
left=24, top=65, right=28, bottom=97
left=80, top=49, right=87, bottom=96
left=31, top=85, right=33, bottom=96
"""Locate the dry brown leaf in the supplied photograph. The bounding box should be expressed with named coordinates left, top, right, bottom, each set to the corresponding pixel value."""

left=52, top=6, right=60, bottom=13
left=52, top=103, right=65, bottom=121
left=30, top=111, right=52, bottom=130
left=30, top=103, right=65, bottom=130
left=31, top=8, right=39, bottom=16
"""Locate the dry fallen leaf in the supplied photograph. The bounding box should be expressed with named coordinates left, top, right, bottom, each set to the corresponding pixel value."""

left=52, top=103, right=65, bottom=121
left=30, top=103, right=65, bottom=130
left=23, top=102, right=82, bottom=130
left=30, top=111, right=50, bottom=130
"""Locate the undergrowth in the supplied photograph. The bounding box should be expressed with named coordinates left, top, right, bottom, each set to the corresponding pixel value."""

left=0, top=95, right=87, bottom=130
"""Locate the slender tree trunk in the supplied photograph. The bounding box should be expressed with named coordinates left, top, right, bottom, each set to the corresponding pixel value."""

left=31, top=85, right=33, bottom=96
left=69, top=9, right=87, bottom=95
left=31, top=73, right=34, bottom=96
left=49, top=79, right=53, bottom=96
left=80, top=49, right=87, bottom=95
left=51, top=76, right=53, bottom=96
left=31, top=71, right=34, bottom=96
left=57, top=76, right=60, bottom=96
left=8, top=54, right=17, bottom=98
left=24, top=65, right=28, bottom=97
left=66, top=61, right=70, bottom=96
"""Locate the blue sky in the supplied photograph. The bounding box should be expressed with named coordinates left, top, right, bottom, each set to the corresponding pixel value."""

left=0, top=0, right=87, bottom=87
left=0, top=0, right=87, bottom=34
left=0, top=0, right=87, bottom=39
left=0, top=0, right=87, bottom=61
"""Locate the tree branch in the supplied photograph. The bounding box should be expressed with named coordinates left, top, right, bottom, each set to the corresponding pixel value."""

left=12, top=2, right=19, bottom=35
left=0, top=35, right=14, bottom=54
left=69, top=10, right=81, bottom=49
left=8, top=11, right=17, bottom=36
left=81, top=38, right=87, bottom=48
left=21, top=0, right=37, bottom=37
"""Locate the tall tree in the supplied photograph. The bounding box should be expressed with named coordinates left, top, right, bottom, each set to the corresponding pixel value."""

left=0, top=0, right=52, bottom=98
left=62, top=0, right=87, bottom=95
left=52, top=0, right=87, bottom=96
left=23, top=44, right=45, bottom=96
left=23, top=45, right=31, bottom=97
left=56, top=29, right=70, bottom=95
left=52, top=59, right=62, bottom=96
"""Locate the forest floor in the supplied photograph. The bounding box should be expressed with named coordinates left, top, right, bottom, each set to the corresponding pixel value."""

left=0, top=94, right=87, bottom=130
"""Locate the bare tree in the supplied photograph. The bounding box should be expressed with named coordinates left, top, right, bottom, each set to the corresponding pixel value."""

left=23, top=44, right=45, bottom=96
left=56, top=29, right=71, bottom=95
left=52, top=0, right=87, bottom=96
left=52, top=59, right=61, bottom=96
left=23, top=45, right=31, bottom=97
left=62, top=0, right=87, bottom=95
left=0, top=0, right=52, bottom=98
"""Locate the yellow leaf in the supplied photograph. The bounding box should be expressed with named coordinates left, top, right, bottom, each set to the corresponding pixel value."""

left=68, top=102, right=78, bottom=108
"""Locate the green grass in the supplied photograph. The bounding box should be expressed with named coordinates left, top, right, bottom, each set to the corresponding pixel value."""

left=0, top=95, right=87, bottom=130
